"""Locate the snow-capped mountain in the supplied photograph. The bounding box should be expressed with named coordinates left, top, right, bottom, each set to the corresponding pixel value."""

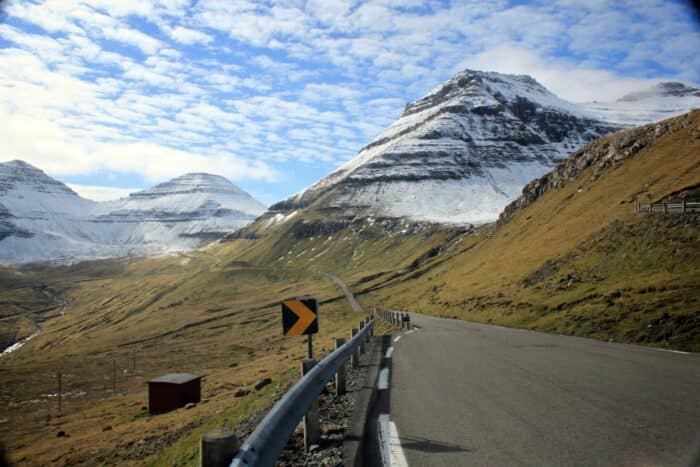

left=94, top=173, right=266, bottom=240
left=0, top=161, right=266, bottom=263
left=270, top=70, right=698, bottom=225
left=271, top=70, right=620, bottom=224
left=583, top=82, right=700, bottom=126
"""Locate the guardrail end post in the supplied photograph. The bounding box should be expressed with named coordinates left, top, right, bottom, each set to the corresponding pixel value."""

left=301, top=359, right=320, bottom=451
left=351, top=329, right=359, bottom=368
left=334, top=338, right=346, bottom=396
left=200, top=428, right=240, bottom=467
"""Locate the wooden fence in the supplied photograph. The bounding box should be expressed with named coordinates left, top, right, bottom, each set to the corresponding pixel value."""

left=636, top=199, right=700, bottom=214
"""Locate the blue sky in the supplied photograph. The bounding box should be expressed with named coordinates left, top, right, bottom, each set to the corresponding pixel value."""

left=0, top=0, right=698, bottom=205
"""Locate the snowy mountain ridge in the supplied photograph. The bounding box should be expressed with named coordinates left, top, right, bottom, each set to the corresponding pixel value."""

left=0, top=161, right=266, bottom=264
left=270, top=70, right=699, bottom=226
left=583, top=81, right=700, bottom=126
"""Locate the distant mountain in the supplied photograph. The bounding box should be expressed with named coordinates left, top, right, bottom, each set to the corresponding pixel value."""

left=94, top=173, right=266, bottom=240
left=0, top=161, right=266, bottom=264
left=583, top=82, right=700, bottom=126
left=267, top=70, right=699, bottom=226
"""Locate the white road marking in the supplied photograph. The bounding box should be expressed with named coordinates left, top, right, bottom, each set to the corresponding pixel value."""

left=385, top=347, right=394, bottom=359
left=377, top=367, right=390, bottom=390
left=406, top=329, right=415, bottom=335
left=378, top=414, right=409, bottom=467
left=394, top=336, right=401, bottom=343
left=654, top=348, right=690, bottom=355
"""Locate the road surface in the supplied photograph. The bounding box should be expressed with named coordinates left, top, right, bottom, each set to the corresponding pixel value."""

left=374, top=313, right=700, bottom=466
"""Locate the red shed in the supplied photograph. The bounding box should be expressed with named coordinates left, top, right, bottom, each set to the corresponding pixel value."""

left=148, top=373, right=202, bottom=414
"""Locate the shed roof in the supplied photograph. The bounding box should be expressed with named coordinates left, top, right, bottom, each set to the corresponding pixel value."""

left=149, top=373, right=201, bottom=385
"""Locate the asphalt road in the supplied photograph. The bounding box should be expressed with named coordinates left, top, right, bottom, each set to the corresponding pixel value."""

left=383, top=313, right=700, bottom=466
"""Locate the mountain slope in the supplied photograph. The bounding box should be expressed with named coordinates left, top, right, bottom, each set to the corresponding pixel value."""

left=365, top=109, right=700, bottom=350
left=270, top=71, right=698, bottom=226
left=0, top=162, right=266, bottom=263
left=271, top=70, right=623, bottom=224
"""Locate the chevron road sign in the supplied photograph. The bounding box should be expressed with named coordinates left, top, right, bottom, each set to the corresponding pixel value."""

left=281, top=297, right=318, bottom=337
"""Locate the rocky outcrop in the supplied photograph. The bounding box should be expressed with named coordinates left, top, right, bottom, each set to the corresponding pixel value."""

left=497, top=110, right=699, bottom=226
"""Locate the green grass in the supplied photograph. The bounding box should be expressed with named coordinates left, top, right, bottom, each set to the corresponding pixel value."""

left=146, top=367, right=297, bottom=467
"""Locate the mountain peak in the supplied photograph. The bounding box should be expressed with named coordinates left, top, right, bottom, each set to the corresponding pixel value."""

left=1, top=159, right=43, bottom=173
left=617, top=82, right=700, bottom=102
left=401, top=69, right=568, bottom=120
left=271, top=68, right=619, bottom=224
left=0, top=159, right=78, bottom=196
left=130, top=172, right=247, bottom=199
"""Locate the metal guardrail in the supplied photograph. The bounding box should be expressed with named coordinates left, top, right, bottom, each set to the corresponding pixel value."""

left=637, top=200, right=700, bottom=213
left=376, top=309, right=411, bottom=329
left=229, top=319, right=374, bottom=467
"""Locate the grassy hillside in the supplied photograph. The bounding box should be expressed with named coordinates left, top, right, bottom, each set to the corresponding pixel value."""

left=365, top=109, right=700, bottom=350
left=1, top=110, right=697, bottom=465
left=0, top=253, right=382, bottom=466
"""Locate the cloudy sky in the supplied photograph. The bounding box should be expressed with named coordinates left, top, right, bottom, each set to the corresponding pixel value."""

left=1, top=0, right=698, bottom=205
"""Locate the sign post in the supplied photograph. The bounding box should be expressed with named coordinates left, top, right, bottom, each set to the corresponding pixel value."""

left=281, top=297, right=319, bottom=359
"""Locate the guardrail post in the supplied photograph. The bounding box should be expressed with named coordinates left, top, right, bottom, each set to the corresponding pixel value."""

left=682, top=199, right=686, bottom=213
left=364, top=318, right=370, bottom=343
left=359, top=321, right=366, bottom=353
left=334, top=338, right=346, bottom=396
left=301, top=359, right=320, bottom=451
left=351, top=329, right=359, bottom=368
left=200, top=428, right=240, bottom=467
left=663, top=202, right=667, bottom=214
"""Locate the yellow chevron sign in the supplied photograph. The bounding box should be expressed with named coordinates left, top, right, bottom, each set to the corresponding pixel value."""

left=281, top=297, right=318, bottom=337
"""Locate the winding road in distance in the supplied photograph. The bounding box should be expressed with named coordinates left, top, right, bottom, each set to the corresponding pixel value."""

left=371, top=313, right=700, bottom=466
left=324, top=273, right=363, bottom=312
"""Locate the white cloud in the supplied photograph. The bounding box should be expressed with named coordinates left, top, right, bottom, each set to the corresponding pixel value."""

left=462, top=44, right=662, bottom=102
left=67, top=184, right=140, bottom=201
left=166, top=25, right=213, bottom=45
left=102, top=26, right=162, bottom=54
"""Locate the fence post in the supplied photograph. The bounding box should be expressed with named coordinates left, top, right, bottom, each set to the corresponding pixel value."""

left=334, top=338, right=346, bottom=396
left=301, top=359, right=320, bottom=451
left=351, top=329, right=359, bottom=368
left=359, top=321, right=366, bottom=354
left=200, top=428, right=240, bottom=467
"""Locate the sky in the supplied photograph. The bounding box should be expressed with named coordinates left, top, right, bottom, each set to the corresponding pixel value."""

left=1, top=0, right=698, bottom=205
